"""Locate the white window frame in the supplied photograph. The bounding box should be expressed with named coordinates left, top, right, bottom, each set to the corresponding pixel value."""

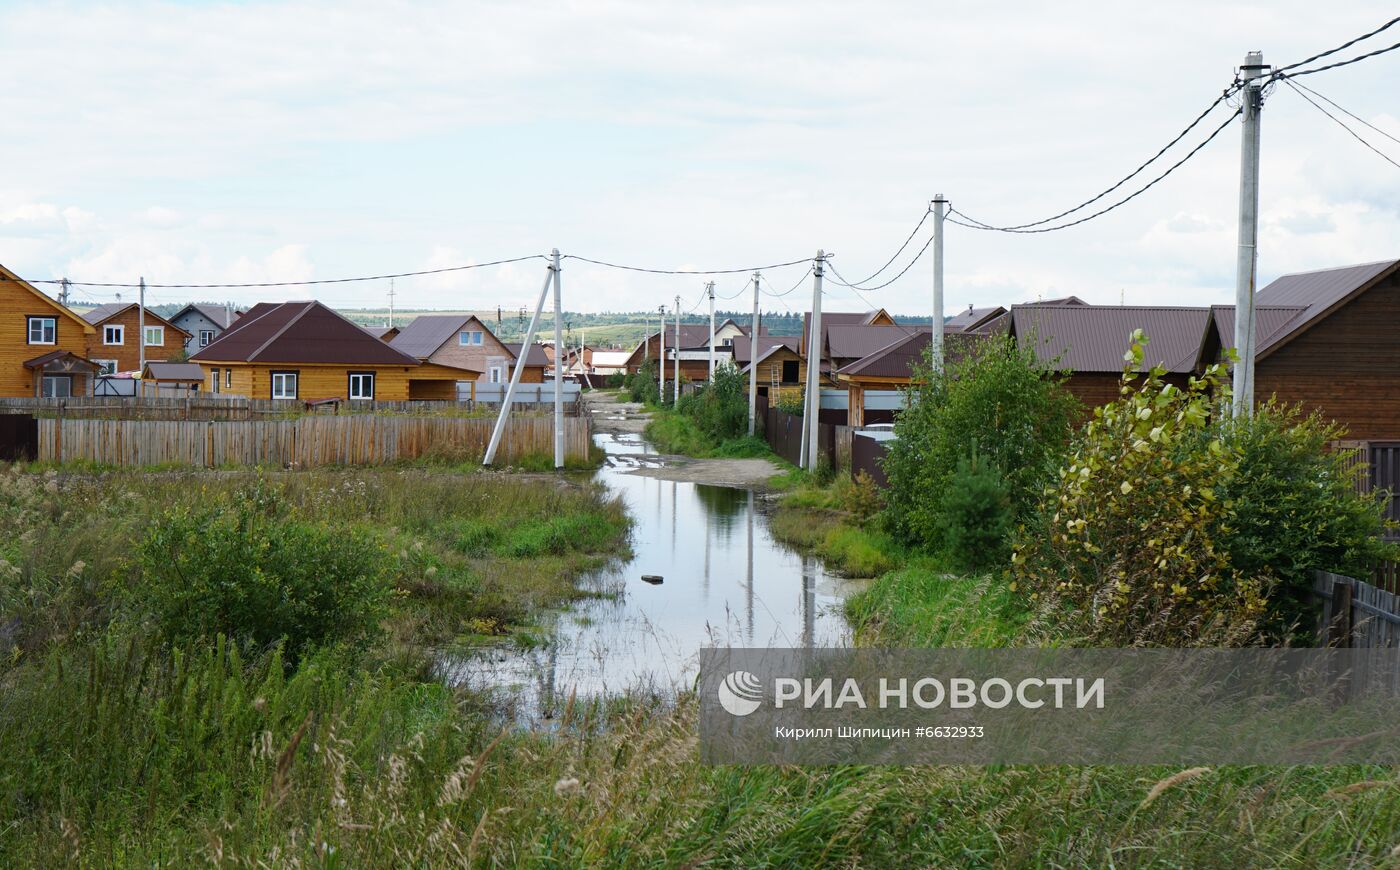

left=226, top=369, right=232, bottom=388
left=143, top=325, right=164, bottom=347
left=198, top=329, right=214, bottom=347
left=27, top=316, right=56, bottom=345
left=210, top=368, right=221, bottom=393
left=103, top=324, right=124, bottom=345
left=94, top=359, right=119, bottom=376
left=488, top=366, right=503, bottom=384
left=348, top=371, right=375, bottom=400
left=271, top=371, right=298, bottom=400
left=459, top=330, right=485, bottom=346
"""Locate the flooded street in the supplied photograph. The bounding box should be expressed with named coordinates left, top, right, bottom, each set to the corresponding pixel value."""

left=442, top=412, right=860, bottom=720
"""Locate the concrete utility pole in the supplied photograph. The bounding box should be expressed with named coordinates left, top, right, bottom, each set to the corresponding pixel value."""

left=388, top=279, right=396, bottom=329
left=1232, top=50, right=1269, bottom=418
left=657, top=304, right=666, bottom=399
left=707, top=281, right=716, bottom=380
left=58, top=278, right=70, bottom=306
left=484, top=258, right=555, bottom=466
left=931, top=194, right=947, bottom=372
left=138, top=277, right=146, bottom=390
left=672, top=295, right=681, bottom=405
left=801, top=251, right=825, bottom=470
left=551, top=249, right=564, bottom=468
left=748, top=271, right=760, bottom=436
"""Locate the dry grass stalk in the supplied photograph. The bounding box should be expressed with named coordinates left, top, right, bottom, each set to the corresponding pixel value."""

left=1140, top=767, right=1211, bottom=808
left=268, top=711, right=314, bottom=809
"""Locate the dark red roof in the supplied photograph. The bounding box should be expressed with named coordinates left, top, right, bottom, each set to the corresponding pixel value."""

left=1250, top=259, right=1400, bottom=358
left=190, top=301, right=421, bottom=365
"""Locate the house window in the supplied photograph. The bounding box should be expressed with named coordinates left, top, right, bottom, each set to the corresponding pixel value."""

left=40, top=375, right=72, bottom=398
left=27, top=316, right=56, bottom=345
left=348, top=371, right=375, bottom=400
left=781, top=360, right=800, bottom=383
left=143, top=326, right=164, bottom=347
left=94, top=359, right=119, bottom=376
left=210, top=369, right=221, bottom=393
left=722, top=338, right=733, bottom=347
left=103, top=325, right=124, bottom=345
left=198, top=329, right=214, bottom=347
left=226, top=369, right=232, bottom=388
left=271, top=371, right=298, bottom=400
left=459, top=330, right=484, bottom=346
left=489, top=366, right=503, bottom=384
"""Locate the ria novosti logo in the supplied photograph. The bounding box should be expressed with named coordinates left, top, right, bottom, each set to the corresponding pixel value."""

left=717, top=670, right=763, bottom=716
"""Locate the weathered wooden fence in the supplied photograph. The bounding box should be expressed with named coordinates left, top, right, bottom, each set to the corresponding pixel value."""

left=37, top=415, right=591, bottom=467
left=0, top=394, right=583, bottom=421
left=1334, top=440, right=1400, bottom=592
left=1315, top=570, right=1400, bottom=648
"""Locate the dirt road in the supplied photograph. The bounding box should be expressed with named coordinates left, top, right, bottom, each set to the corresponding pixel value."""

left=585, top=390, right=784, bottom=489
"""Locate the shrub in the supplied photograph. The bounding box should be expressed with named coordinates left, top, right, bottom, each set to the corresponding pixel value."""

left=884, top=334, right=1080, bottom=554
left=1012, top=334, right=1267, bottom=646
left=941, top=452, right=1013, bottom=572
left=1219, top=403, right=1398, bottom=639
left=137, top=481, right=392, bottom=656
left=775, top=393, right=806, bottom=416
left=625, top=360, right=661, bottom=405
left=679, top=362, right=749, bottom=442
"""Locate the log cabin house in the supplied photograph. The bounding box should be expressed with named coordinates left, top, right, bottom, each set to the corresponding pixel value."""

left=0, top=264, right=100, bottom=398
left=81, top=303, right=191, bottom=375
left=189, top=301, right=463, bottom=401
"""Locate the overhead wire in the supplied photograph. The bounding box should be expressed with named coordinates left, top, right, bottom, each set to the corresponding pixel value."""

left=823, top=230, right=935, bottom=289
left=824, top=205, right=932, bottom=286
left=1285, top=78, right=1400, bottom=147
left=950, top=107, right=1242, bottom=234
left=561, top=254, right=812, bottom=275
left=1282, top=78, right=1400, bottom=171
left=1272, top=16, right=1400, bottom=76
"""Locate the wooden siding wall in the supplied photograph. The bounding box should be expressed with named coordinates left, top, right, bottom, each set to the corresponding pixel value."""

left=199, top=364, right=446, bottom=402
left=38, top=415, right=591, bottom=466
left=84, top=308, right=188, bottom=372
left=1, top=283, right=91, bottom=398
left=1257, top=275, right=1400, bottom=440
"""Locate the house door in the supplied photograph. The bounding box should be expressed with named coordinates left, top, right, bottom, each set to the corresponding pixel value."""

left=40, top=375, right=73, bottom=398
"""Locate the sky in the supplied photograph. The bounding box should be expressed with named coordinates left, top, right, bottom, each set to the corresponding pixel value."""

left=2, top=1, right=1399, bottom=317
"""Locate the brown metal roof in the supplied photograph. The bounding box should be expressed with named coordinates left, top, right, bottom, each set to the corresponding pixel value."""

left=24, top=350, right=100, bottom=370
left=190, top=301, right=421, bottom=365
left=389, top=314, right=481, bottom=359
left=825, top=324, right=922, bottom=361
left=945, top=305, right=1006, bottom=332
left=1209, top=305, right=1307, bottom=356
left=729, top=335, right=799, bottom=365
left=1250, top=259, right=1400, bottom=358
left=1009, top=304, right=1214, bottom=374
left=503, top=342, right=551, bottom=367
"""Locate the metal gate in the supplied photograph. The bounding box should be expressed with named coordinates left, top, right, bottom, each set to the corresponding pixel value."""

left=0, top=414, right=38, bottom=461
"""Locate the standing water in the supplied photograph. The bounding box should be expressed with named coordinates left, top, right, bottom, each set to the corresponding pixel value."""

left=441, top=427, right=860, bottom=719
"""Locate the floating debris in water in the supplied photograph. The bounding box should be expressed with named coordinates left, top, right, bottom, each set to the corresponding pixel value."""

left=640, top=574, right=663, bottom=585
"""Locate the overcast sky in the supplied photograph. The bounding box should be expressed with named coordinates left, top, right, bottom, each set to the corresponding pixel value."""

left=2, top=1, right=1398, bottom=316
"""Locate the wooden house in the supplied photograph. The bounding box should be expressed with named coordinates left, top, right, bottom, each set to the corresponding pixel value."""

left=733, top=335, right=803, bottom=399
left=501, top=343, right=549, bottom=383
left=623, top=318, right=756, bottom=377
left=82, top=303, right=191, bottom=375
left=0, top=263, right=100, bottom=397
left=190, top=301, right=462, bottom=401
left=1006, top=304, right=1218, bottom=412
left=169, top=303, right=240, bottom=354
left=1214, top=259, right=1400, bottom=440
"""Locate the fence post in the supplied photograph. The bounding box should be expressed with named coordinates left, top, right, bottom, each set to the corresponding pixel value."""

left=55, top=400, right=64, bottom=464
left=1327, top=579, right=1354, bottom=648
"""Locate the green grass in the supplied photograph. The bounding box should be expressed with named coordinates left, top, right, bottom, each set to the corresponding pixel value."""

left=643, top=409, right=778, bottom=460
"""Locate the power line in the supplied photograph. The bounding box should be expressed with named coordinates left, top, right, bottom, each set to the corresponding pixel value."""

left=1273, top=16, right=1400, bottom=76
left=950, top=107, right=1242, bottom=234
left=760, top=268, right=813, bottom=298
left=31, top=254, right=548, bottom=289
left=1277, top=38, right=1400, bottom=79
left=561, top=254, right=812, bottom=275
left=1286, top=78, right=1400, bottom=147
left=825, top=205, right=931, bottom=285
left=1283, top=78, right=1400, bottom=171
left=945, top=87, right=1240, bottom=232
left=824, top=230, right=935, bottom=290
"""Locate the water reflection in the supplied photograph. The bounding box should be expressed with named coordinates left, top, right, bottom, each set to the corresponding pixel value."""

left=440, top=432, right=859, bottom=720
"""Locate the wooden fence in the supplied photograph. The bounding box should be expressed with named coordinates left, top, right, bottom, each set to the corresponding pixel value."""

left=37, top=415, right=591, bottom=467
left=1334, top=440, right=1400, bottom=592
left=0, top=394, right=583, bottom=421
left=759, top=397, right=857, bottom=471
left=1314, top=570, right=1400, bottom=648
